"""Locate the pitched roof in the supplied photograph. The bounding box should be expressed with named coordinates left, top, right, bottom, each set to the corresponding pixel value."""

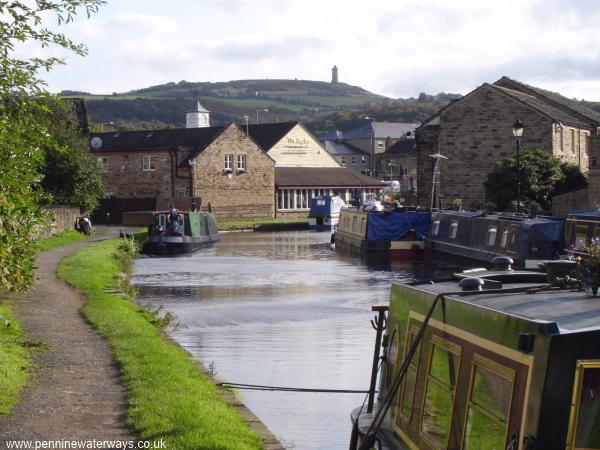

left=275, top=167, right=384, bottom=188
left=324, top=140, right=369, bottom=156
left=89, top=126, right=226, bottom=153
left=382, top=139, right=416, bottom=156
left=186, top=100, right=210, bottom=113
left=489, top=84, right=590, bottom=128
left=494, top=76, right=600, bottom=126
left=246, top=122, right=297, bottom=151
left=318, top=122, right=418, bottom=141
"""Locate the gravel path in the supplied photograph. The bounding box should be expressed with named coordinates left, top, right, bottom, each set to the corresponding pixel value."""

left=0, top=227, right=136, bottom=448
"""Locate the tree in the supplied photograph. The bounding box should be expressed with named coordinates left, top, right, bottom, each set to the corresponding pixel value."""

left=0, top=1, right=104, bottom=291
left=553, top=161, right=588, bottom=196
left=41, top=98, right=105, bottom=212
left=484, top=149, right=567, bottom=213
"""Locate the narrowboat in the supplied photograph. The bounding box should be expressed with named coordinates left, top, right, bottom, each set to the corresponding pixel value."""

left=335, top=208, right=431, bottom=259
left=565, top=210, right=600, bottom=251
left=142, top=210, right=219, bottom=255
left=350, top=258, right=600, bottom=450
left=308, top=195, right=345, bottom=231
left=426, top=211, right=565, bottom=267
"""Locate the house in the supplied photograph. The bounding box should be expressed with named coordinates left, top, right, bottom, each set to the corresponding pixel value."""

left=374, top=139, right=417, bottom=192
left=320, top=121, right=418, bottom=177
left=90, top=112, right=382, bottom=221
left=416, top=76, right=600, bottom=209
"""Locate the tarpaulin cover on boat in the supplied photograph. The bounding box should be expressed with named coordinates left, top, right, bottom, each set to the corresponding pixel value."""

left=517, top=219, right=565, bottom=259
left=367, top=212, right=431, bottom=241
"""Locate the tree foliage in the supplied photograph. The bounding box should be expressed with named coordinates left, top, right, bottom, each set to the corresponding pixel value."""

left=484, top=149, right=587, bottom=213
left=0, top=0, right=104, bottom=291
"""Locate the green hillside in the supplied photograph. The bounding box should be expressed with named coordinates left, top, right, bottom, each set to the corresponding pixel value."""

left=59, top=79, right=460, bottom=133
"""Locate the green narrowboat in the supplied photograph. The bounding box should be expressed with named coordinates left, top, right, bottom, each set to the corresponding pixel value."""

left=350, top=259, right=600, bottom=450
left=142, top=210, right=219, bottom=255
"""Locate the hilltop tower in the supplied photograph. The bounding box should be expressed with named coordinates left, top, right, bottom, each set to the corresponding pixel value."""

left=186, top=100, right=210, bottom=128
left=331, top=65, right=338, bottom=84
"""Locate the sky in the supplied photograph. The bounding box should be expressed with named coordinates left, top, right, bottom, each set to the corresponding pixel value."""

left=19, top=0, right=600, bottom=100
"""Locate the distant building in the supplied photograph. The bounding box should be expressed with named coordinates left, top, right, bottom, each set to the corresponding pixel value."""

left=331, top=65, right=339, bottom=84
left=186, top=100, right=210, bottom=128
left=416, top=76, right=600, bottom=209
left=375, top=139, right=417, bottom=192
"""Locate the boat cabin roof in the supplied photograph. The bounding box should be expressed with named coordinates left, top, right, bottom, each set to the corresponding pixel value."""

left=405, top=269, right=600, bottom=334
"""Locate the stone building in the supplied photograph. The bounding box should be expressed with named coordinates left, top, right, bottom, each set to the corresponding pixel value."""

left=416, top=76, right=600, bottom=209
left=90, top=120, right=381, bottom=221
left=375, top=139, right=417, bottom=191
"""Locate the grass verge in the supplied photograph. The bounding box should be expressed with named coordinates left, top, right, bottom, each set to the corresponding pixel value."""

left=38, top=230, right=87, bottom=252
left=0, top=301, right=30, bottom=415
left=58, top=238, right=263, bottom=450
left=219, top=218, right=308, bottom=231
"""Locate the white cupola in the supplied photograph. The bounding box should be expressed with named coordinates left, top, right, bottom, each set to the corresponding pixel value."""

left=186, top=100, right=210, bottom=128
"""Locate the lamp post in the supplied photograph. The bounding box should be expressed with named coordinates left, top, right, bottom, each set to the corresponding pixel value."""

left=512, top=119, right=524, bottom=213
left=429, top=153, right=448, bottom=210
left=100, top=121, right=114, bottom=132
left=256, top=108, right=269, bottom=124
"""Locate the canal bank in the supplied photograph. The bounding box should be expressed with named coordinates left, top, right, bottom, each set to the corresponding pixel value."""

left=57, top=236, right=281, bottom=450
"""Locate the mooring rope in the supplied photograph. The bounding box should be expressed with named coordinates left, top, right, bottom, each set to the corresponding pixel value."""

left=217, top=382, right=373, bottom=394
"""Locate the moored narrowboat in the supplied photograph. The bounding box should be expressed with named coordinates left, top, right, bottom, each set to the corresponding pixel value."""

left=426, top=210, right=565, bottom=267
left=142, top=210, right=219, bottom=255
left=308, top=194, right=345, bottom=231
left=565, top=210, right=600, bottom=251
left=350, top=261, right=600, bottom=450
left=335, top=207, right=430, bottom=259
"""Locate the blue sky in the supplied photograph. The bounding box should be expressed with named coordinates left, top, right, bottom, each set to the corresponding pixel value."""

left=25, top=0, right=600, bottom=99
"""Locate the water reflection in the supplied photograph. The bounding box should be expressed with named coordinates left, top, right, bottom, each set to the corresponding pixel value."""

left=132, top=231, right=453, bottom=450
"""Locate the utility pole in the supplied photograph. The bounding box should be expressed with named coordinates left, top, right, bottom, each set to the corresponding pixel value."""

left=429, top=153, right=448, bottom=210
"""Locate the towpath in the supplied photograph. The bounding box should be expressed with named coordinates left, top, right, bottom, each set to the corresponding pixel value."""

left=0, top=227, right=135, bottom=448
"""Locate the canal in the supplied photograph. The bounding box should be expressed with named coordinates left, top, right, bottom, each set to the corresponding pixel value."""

left=131, top=230, right=454, bottom=450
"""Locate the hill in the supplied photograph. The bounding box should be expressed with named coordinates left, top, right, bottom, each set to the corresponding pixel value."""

left=59, top=79, right=463, bottom=133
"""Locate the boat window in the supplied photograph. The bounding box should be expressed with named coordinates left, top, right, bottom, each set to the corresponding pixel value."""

left=508, top=223, right=518, bottom=248
left=398, top=327, right=422, bottom=424
left=486, top=226, right=498, bottom=247
left=463, top=354, right=514, bottom=450
left=432, top=220, right=440, bottom=236
left=500, top=229, right=509, bottom=248
left=421, top=336, right=461, bottom=449
left=575, top=225, right=589, bottom=251
left=449, top=221, right=459, bottom=239
left=352, top=216, right=357, bottom=232
left=360, top=217, right=366, bottom=234
left=158, top=214, right=166, bottom=228
left=567, top=361, right=600, bottom=450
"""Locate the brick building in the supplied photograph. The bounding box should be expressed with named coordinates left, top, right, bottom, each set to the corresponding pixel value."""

left=90, top=120, right=381, bottom=221
left=416, top=77, right=600, bottom=209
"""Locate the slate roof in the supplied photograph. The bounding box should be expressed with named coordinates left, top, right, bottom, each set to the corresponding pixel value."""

left=245, top=122, right=297, bottom=151
left=89, top=126, right=226, bottom=153
left=275, top=167, right=384, bottom=188
left=318, top=122, right=418, bottom=141
left=382, top=139, right=416, bottom=156
left=494, top=76, right=600, bottom=127
left=324, top=140, right=369, bottom=156
left=489, top=84, right=590, bottom=128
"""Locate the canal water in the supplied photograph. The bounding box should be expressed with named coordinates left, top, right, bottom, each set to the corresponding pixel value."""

left=131, top=230, right=455, bottom=450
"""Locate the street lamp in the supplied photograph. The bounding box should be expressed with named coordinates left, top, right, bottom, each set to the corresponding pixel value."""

left=512, top=119, right=524, bottom=213
left=256, top=108, right=269, bottom=124
left=100, top=121, right=114, bottom=132
left=429, top=152, right=448, bottom=210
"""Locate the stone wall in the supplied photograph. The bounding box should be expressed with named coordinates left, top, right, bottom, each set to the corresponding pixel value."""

left=96, top=150, right=189, bottom=198
left=193, top=124, right=275, bottom=220
left=39, top=206, right=80, bottom=238
left=552, top=189, right=591, bottom=216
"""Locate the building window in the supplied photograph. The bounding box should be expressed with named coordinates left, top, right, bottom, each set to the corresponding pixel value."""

left=96, top=157, right=108, bottom=173
left=463, top=354, right=515, bottom=450
left=341, top=156, right=347, bottom=166
left=377, top=140, right=384, bottom=150
left=143, top=155, right=156, bottom=171
left=571, top=129, right=576, bottom=153
left=224, top=154, right=233, bottom=171
left=351, top=156, right=357, bottom=164
left=362, top=155, right=367, bottom=163
left=237, top=154, right=246, bottom=171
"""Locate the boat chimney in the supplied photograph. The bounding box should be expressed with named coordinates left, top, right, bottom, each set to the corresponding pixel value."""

left=459, top=277, right=484, bottom=292
left=492, top=256, right=513, bottom=271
